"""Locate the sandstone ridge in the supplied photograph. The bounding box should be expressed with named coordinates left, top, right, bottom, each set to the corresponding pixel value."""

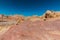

left=0, top=10, right=60, bottom=40
left=0, top=10, right=60, bottom=22
left=0, top=10, right=59, bottom=27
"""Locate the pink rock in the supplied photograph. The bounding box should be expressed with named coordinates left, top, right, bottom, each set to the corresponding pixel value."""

left=0, top=20, right=60, bottom=40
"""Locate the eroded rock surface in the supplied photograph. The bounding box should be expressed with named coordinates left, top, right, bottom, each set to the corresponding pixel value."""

left=0, top=10, right=60, bottom=40
left=0, top=19, right=60, bottom=40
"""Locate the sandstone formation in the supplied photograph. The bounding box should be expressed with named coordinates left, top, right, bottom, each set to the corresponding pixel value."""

left=0, top=10, right=60, bottom=40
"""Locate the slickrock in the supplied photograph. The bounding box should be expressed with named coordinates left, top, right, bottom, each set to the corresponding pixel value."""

left=25, top=15, right=41, bottom=22
left=0, top=20, right=60, bottom=40
left=0, top=10, right=60, bottom=40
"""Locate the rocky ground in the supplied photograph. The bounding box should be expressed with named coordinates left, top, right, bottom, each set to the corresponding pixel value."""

left=0, top=10, right=60, bottom=40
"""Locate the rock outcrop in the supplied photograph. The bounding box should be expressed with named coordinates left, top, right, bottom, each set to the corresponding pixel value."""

left=0, top=10, right=60, bottom=24
left=0, top=10, right=60, bottom=40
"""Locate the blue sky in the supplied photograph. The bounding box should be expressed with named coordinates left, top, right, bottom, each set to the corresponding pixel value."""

left=0, top=0, right=60, bottom=16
